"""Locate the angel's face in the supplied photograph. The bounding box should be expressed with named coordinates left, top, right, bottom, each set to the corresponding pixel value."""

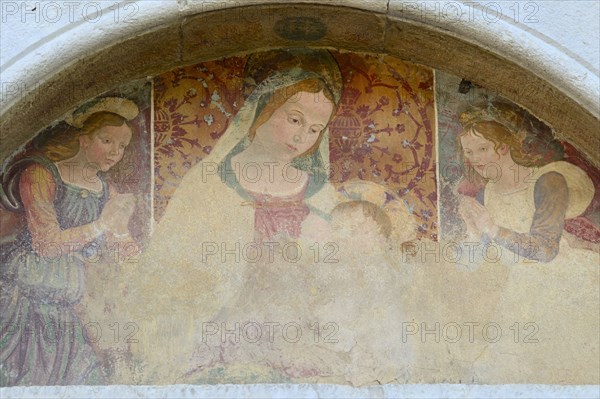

left=80, top=124, right=132, bottom=172
left=461, top=130, right=508, bottom=180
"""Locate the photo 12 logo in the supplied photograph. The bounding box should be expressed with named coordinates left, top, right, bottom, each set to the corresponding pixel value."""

left=396, top=1, right=540, bottom=25
left=201, top=321, right=340, bottom=345
left=402, top=321, right=539, bottom=344
left=0, top=321, right=139, bottom=345
left=199, top=241, right=339, bottom=264
left=1, top=2, right=139, bottom=24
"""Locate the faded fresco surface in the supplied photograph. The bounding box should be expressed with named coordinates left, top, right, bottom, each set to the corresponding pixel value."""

left=131, top=49, right=436, bottom=384
left=1, top=51, right=599, bottom=387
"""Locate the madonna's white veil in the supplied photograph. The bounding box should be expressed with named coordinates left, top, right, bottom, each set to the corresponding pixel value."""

left=203, top=48, right=343, bottom=198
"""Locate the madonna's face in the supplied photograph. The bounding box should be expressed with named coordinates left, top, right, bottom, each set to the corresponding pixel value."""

left=254, top=90, right=334, bottom=161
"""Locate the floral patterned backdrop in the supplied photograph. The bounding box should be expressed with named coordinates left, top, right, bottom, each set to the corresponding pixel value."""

left=153, top=52, right=437, bottom=240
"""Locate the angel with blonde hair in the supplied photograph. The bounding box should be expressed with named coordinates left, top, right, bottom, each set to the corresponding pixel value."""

left=0, top=97, right=140, bottom=385
left=457, top=100, right=595, bottom=262
left=454, top=100, right=599, bottom=382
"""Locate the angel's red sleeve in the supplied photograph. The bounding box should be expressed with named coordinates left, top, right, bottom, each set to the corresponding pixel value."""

left=19, top=163, right=104, bottom=255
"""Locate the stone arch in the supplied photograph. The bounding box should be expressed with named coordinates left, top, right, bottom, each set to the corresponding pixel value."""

left=1, top=2, right=598, bottom=165
left=1, top=2, right=599, bottom=392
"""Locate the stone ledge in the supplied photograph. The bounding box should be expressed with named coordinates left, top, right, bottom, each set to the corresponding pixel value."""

left=2, top=383, right=599, bottom=399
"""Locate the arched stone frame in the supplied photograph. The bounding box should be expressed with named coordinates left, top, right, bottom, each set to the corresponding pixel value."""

left=1, top=2, right=598, bottom=166
left=1, top=2, right=599, bottom=396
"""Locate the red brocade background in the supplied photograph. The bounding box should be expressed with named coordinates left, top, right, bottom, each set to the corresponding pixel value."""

left=153, top=52, right=437, bottom=240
